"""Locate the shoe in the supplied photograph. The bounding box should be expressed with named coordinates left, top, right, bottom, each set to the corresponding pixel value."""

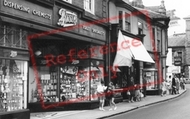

left=109, top=108, right=113, bottom=111
left=114, top=107, right=117, bottom=110
left=99, top=107, right=102, bottom=110
left=101, top=108, right=105, bottom=111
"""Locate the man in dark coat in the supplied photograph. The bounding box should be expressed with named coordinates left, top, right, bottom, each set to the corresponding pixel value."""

left=171, top=74, right=177, bottom=95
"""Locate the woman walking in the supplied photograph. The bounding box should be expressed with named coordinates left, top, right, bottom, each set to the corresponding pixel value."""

left=106, top=82, right=117, bottom=111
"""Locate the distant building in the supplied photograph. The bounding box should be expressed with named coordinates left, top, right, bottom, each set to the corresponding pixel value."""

left=167, top=15, right=190, bottom=79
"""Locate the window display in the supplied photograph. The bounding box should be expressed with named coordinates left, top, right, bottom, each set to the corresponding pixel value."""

left=145, top=71, right=158, bottom=90
left=60, top=65, right=89, bottom=101
left=0, top=59, right=27, bottom=112
left=90, top=63, right=104, bottom=100
left=30, top=66, right=59, bottom=103
left=29, top=60, right=104, bottom=103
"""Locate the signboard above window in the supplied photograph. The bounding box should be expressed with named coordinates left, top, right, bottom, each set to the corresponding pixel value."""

left=174, top=57, right=182, bottom=66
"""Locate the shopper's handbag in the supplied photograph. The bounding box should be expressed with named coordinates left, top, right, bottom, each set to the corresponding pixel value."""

left=127, top=90, right=131, bottom=95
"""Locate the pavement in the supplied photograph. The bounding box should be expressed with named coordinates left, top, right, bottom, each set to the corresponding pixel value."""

left=30, top=89, right=187, bottom=119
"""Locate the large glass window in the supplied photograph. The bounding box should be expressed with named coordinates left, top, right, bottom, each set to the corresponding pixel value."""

left=0, top=59, right=28, bottom=112
left=144, top=71, right=158, bottom=90
left=28, top=59, right=105, bottom=103
left=90, top=60, right=104, bottom=101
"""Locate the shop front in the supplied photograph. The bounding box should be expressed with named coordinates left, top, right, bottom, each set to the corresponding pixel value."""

left=0, top=25, right=30, bottom=118
left=110, top=25, right=155, bottom=99
left=28, top=39, right=106, bottom=112
left=27, top=2, right=108, bottom=112
left=0, top=0, right=54, bottom=117
left=0, top=0, right=108, bottom=113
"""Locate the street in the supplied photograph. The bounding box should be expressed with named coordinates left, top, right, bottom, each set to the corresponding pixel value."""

left=104, top=84, right=190, bottom=119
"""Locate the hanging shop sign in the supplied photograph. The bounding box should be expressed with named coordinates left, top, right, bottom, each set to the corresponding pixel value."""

left=1, top=0, right=52, bottom=24
left=174, top=56, right=182, bottom=66
left=57, top=8, right=78, bottom=27
left=79, top=20, right=106, bottom=41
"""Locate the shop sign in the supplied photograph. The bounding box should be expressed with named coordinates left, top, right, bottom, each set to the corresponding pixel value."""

left=57, top=8, right=77, bottom=27
left=174, top=57, right=182, bottom=66
left=82, top=25, right=105, bottom=36
left=1, top=0, right=52, bottom=24
left=79, top=20, right=106, bottom=41
left=10, top=50, right=17, bottom=57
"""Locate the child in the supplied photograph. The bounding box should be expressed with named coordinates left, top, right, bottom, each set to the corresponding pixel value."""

left=97, top=81, right=107, bottom=111
left=106, top=82, right=117, bottom=111
left=134, top=85, right=141, bottom=101
left=161, top=80, right=167, bottom=96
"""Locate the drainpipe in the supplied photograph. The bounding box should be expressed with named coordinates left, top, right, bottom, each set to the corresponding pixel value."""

left=107, top=0, right=112, bottom=85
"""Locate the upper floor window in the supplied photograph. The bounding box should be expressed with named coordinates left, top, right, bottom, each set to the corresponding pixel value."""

left=119, top=11, right=123, bottom=29
left=118, top=11, right=131, bottom=32
left=124, top=12, right=131, bottom=32
left=157, top=28, right=161, bottom=52
left=138, top=21, right=143, bottom=35
left=62, top=0, right=72, bottom=3
left=84, top=0, right=95, bottom=14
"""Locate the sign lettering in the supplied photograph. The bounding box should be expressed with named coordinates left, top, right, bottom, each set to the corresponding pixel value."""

left=3, top=0, right=51, bottom=20
left=57, top=8, right=77, bottom=27
left=82, top=25, right=105, bottom=36
left=174, top=57, right=182, bottom=66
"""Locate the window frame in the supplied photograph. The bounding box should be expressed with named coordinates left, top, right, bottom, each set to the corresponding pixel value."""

left=119, top=11, right=123, bottom=30
left=84, top=0, right=95, bottom=14
left=138, top=20, right=143, bottom=35
left=124, top=12, right=131, bottom=32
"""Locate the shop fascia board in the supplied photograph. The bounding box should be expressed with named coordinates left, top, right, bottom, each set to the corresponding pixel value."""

left=0, top=14, right=105, bottom=45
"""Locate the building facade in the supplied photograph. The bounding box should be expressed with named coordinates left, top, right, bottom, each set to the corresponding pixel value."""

left=167, top=16, right=190, bottom=80
left=0, top=0, right=109, bottom=116
left=167, top=33, right=185, bottom=79
left=108, top=0, right=169, bottom=96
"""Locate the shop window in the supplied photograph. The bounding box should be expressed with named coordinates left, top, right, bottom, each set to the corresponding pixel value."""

left=84, top=0, right=95, bottom=14
left=60, top=65, right=89, bottom=101
left=62, top=0, right=72, bottom=3
left=124, top=12, right=131, bottom=32
left=90, top=60, right=104, bottom=101
left=0, top=59, right=28, bottom=112
left=29, top=59, right=105, bottom=103
left=29, top=60, right=92, bottom=103
left=144, top=71, right=158, bottom=90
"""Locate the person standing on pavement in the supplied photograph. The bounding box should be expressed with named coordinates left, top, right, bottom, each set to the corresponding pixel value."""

left=171, top=74, right=177, bottom=95
left=129, top=75, right=135, bottom=102
left=106, top=82, right=117, bottom=111
left=97, top=80, right=107, bottom=111
left=161, top=79, right=167, bottom=96
left=143, top=74, right=147, bottom=97
left=175, top=75, right=180, bottom=94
